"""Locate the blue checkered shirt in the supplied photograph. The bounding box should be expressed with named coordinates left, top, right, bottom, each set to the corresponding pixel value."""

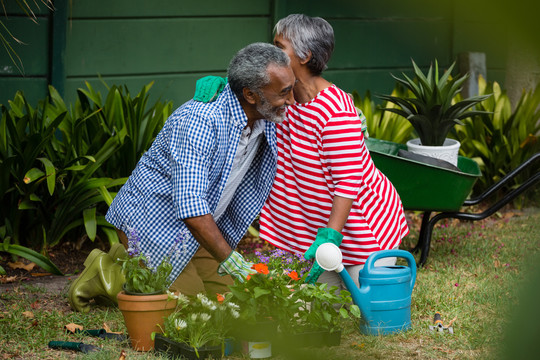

left=106, top=85, right=278, bottom=282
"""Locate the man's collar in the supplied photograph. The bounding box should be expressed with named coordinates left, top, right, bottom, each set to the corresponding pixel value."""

left=225, top=85, right=249, bottom=129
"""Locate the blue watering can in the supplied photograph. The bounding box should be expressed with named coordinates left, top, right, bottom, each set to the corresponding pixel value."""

left=315, top=243, right=416, bottom=335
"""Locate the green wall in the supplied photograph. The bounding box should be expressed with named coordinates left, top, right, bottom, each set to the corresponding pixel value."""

left=1, top=0, right=536, bottom=108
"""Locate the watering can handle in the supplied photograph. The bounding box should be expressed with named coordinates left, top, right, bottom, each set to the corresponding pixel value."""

left=364, top=250, right=416, bottom=289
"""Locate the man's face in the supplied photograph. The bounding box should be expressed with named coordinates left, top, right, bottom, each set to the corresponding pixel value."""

left=255, top=64, right=295, bottom=123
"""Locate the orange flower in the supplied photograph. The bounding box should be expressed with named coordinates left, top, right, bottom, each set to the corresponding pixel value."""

left=252, top=263, right=269, bottom=275
left=288, top=271, right=300, bottom=281
left=246, top=274, right=251, bottom=281
left=216, top=293, right=225, bottom=303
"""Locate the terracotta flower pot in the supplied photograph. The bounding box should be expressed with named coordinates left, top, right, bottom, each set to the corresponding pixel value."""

left=117, top=291, right=176, bottom=351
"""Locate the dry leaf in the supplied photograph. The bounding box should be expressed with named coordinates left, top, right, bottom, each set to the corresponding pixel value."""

left=22, top=311, right=34, bottom=319
left=26, top=320, right=39, bottom=329
left=30, top=300, right=40, bottom=310
left=103, top=322, right=123, bottom=335
left=0, top=276, right=17, bottom=284
left=8, top=261, right=36, bottom=272
left=118, top=349, right=127, bottom=360
left=64, top=323, right=84, bottom=333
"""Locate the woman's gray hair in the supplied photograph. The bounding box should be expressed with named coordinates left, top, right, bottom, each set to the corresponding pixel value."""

left=274, top=14, right=334, bottom=75
left=228, top=42, right=290, bottom=99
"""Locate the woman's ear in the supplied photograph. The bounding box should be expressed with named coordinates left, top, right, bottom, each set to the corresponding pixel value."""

left=243, top=88, right=258, bottom=105
left=300, top=50, right=312, bottom=65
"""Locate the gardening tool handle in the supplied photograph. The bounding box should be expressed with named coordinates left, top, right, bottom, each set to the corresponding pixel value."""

left=364, top=249, right=416, bottom=289
left=48, top=341, right=83, bottom=351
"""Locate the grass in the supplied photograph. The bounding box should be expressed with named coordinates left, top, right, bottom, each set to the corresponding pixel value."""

left=0, top=206, right=539, bottom=359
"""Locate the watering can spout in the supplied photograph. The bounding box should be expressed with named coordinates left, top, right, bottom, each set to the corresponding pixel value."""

left=337, top=266, right=369, bottom=315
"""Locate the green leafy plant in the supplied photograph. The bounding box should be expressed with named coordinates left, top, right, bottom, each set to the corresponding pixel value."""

left=454, top=76, right=540, bottom=201
left=227, top=262, right=301, bottom=325
left=288, top=283, right=361, bottom=333
left=378, top=59, right=491, bottom=146
left=0, top=233, right=61, bottom=275
left=231, top=254, right=361, bottom=336
left=120, top=227, right=178, bottom=294
left=76, top=81, right=173, bottom=179
left=1, top=81, right=172, bottom=274
left=352, top=87, right=414, bottom=144
left=161, top=292, right=240, bottom=355
left=0, top=88, right=124, bottom=252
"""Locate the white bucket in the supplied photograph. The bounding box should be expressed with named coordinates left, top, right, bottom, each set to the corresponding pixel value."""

left=243, top=341, right=272, bottom=359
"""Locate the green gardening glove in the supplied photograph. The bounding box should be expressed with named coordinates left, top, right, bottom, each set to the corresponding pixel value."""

left=304, top=228, right=344, bottom=284
left=305, top=261, right=325, bottom=284
left=217, top=250, right=256, bottom=282
left=304, top=228, right=344, bottom=260
left=193, top=76, right=227, bottom=103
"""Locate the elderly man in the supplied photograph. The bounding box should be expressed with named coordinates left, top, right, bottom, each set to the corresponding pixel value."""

left=69, top=42, right=295, bottom=312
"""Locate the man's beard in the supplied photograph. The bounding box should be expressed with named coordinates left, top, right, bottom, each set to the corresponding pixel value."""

left=257, top=97, right=287, bottom=124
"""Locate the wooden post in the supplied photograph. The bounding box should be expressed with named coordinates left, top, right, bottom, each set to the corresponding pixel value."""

left=49, top=0, right=68, bottom=98
left=458, top=52, right=486, bottom=98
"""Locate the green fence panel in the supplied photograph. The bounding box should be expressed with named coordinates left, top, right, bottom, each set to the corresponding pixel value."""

left=328, top=19, right=452, bottom=69
left=0, top=17, right=49, bottom=76
left=70, top=0, right=270, bottom=17
left=65, top=17, right=270, bottom=76
left=0, top=78, right=48, bottom=107
left=275, top=0, right=452, bottom=18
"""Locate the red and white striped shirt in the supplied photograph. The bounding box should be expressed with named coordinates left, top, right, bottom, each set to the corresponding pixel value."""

left=259, top=85, right=409, bottom=265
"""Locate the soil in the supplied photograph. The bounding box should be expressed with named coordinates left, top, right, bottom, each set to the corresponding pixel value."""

left=0, top=238, right=106, bottom=312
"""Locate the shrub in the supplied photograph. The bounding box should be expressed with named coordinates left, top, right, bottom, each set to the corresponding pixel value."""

left=454, top=77, right=540, bottom=203
left=0, top=82, right=172, bottom=272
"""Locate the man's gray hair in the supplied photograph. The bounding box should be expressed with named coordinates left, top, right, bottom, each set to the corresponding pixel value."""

left=274, top=14, right=334, bottom=75
left=228, top=42, right=290, bottom=99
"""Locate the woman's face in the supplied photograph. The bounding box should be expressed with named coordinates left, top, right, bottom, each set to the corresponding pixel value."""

left=273, top=34, right=303, bottom=76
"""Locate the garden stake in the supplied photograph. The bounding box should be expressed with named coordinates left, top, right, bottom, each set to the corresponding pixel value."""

left=429, top=312, right=455, bottom=334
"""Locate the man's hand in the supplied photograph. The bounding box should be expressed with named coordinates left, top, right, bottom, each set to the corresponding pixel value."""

left=218, top=250, right=256, bottom=282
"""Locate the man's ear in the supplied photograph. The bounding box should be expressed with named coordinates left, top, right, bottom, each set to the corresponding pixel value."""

left=300, top=50, right=312, bottom=65
left=243, top=88, right=258, bottom=105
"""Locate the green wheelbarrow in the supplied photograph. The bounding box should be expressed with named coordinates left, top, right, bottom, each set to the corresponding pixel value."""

left=366, top=138, right=540, bottom=266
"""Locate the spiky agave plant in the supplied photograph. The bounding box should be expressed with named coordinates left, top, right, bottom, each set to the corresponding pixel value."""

left=378, top=59, right=491, bottom=146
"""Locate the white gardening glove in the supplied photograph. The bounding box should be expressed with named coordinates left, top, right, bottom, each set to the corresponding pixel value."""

left=217, top=251, right=256, bottom=282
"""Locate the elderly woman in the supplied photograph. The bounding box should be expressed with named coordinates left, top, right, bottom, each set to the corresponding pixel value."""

left=257, top=14, right=409, bottom=287
left=196, top=14, right=409, bottom=289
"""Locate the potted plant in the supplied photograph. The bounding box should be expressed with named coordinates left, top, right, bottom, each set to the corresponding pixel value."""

left=227, top=260, right=303, bottom=358
left=378, top=59, right=491, bottom=166
left=155, top=292, right=240, bottom=359
left=281, top=282, right=361, bottom=348
left=246, top=250, right=360, bottom=350
left=116, top=227, right=179, bottom=351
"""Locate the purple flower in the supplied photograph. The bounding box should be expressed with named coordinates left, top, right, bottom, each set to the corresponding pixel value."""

left=126, top=226, right=141, bottom=257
